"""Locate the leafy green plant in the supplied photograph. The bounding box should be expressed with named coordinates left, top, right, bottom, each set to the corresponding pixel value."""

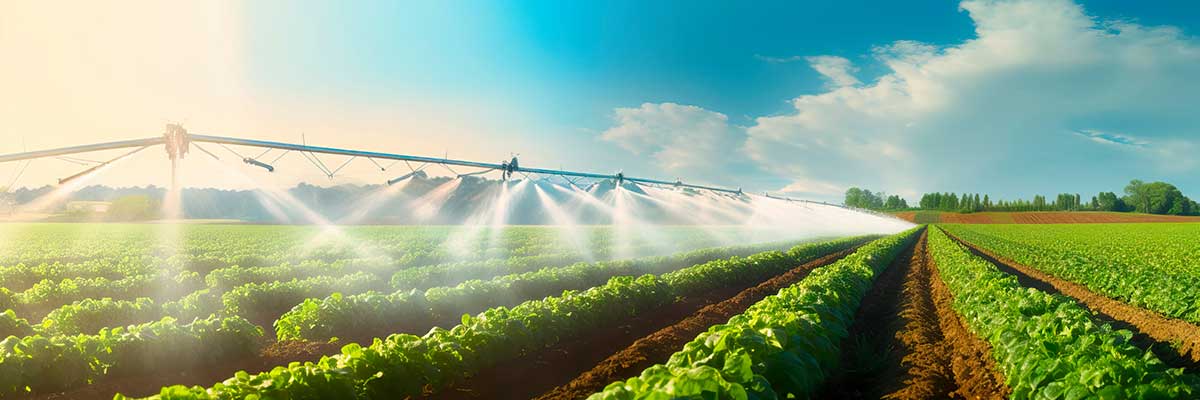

left=273, top=238, right=858, bottom=342
left=0, top=315, right=261, bottom=396
left=0, top=309, right=34, bottom=339
left=942, top=223, right=1200, bottom=323
left=590, top=228, right=919, bottom=399
left=39, top=297, right=159, bottom=336
left=927, top=227, right=1199, bottom=398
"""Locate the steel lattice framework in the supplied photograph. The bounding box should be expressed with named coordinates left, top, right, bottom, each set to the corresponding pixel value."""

left=0, top=124, right=745, bottom=194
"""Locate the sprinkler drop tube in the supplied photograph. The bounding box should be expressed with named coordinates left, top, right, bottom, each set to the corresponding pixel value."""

left=243, top=158, right=275, bottom=172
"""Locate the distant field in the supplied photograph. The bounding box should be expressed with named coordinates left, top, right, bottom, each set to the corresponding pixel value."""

left=892, top=211, right=1200, bottom=224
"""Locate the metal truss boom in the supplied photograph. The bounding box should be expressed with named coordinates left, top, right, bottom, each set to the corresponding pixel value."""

left=0, top=127, right=746, bottom=195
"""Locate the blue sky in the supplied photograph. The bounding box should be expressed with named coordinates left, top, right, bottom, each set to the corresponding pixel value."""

left=4, top=0, right=1199, bottom=202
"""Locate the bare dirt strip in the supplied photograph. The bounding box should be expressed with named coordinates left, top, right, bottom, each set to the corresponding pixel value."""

left=884, top=230, right=958, bottom=399
left=947, top=232, right=1200, bottom=370
left=433, top=247, right=863, bottom=400
left=925, top=242, right=1011, bottom=399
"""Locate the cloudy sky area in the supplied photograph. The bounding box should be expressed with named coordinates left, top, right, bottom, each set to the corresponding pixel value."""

left=2, top=0, right=1198, bottom=202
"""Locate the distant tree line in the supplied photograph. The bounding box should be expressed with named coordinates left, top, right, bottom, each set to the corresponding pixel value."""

left=843, top=187, right=909, bottom=211
left=846, top=179, right=1199, bottom=216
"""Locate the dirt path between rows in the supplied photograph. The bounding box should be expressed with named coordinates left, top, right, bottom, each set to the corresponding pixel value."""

left=431, top=247, right=861, bottom=400
left=818, top=230, right=1007, bottom=400
left=946, top=231, right=1200, bottom=370
left=924, top=235, right=1010, bottom=399
left=883, top=230, right=959, bottom=399
left=817, top=231, right=917, bottom=399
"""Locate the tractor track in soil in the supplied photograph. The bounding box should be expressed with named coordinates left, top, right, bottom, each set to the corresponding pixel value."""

left=432, top=247, right=862, bottom=400
left=945, top=230, right=1200, bottom=371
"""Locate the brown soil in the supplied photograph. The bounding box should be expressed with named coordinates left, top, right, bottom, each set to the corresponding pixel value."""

left=33, top=338, right=341, bottom=400
left=925, top=242, right=1011, bottom=399
left=947, top=232, right=1200, bottom=369
left=433, top=248, right=861, bottom=400
left=817, top=231, right=918, bottom=399
left=892, top=211, right=1200, bottom=224
left=883, top=230, right=958, bottom=399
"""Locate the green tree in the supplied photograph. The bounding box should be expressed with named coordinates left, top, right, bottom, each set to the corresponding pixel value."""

left=1096, top=192, right=1124, bottom=211
left=1123, top=180, right=1195, bottom=215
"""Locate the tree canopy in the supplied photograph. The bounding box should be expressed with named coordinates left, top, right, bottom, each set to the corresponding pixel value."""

left=861, top=179, right=1197, bottom=215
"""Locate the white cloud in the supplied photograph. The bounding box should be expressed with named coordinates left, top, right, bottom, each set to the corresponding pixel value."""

left=598, top=0, right=1200, bottom=200
left=755, top=54, right=806, bottom=63
left=600, top=103, right=745, bottom=178
left=805, top=56, right=861, bottom=87
left=742, top=0, right=1200, bottom=196
left=1072, top=129, right=1148, bottom=147
left=777, top=178, right=844, bottom=197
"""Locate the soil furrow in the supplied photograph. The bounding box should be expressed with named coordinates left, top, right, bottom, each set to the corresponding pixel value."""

left=881, top=231, right=957, bottom=400
left=945, top=231, right=1200, bottom=370
left=818, top=230, right=918, bottom=399
left=926, top=238, right=1010, bottom=399
left=435, top=247, right=861, bottom=400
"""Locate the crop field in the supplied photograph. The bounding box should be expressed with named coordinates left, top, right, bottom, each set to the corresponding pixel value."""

left=11, top=0, right=1200, bottom=398
left=3, top=222, right=1200, bottom=399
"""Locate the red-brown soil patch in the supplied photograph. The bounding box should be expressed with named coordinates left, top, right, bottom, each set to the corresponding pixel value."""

left=1011, top=212, right=1200, bottom=224
left=434, top=248, right=861, bottom=400
left=936, top=213, right=998, bottom=224
left=947, top=232, right=1200, bottom=368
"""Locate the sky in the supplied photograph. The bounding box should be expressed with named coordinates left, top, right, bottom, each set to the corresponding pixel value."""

left=2, top=0, right=1199, bottom=202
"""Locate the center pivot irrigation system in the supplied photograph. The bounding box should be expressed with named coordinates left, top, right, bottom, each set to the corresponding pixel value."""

left=0, top=124, right=863, bottom=210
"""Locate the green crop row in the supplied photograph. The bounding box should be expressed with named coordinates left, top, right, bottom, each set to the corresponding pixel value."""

left=272, top=238, right=840, bottom=342
left=13, top=271, right=202, bottom=319
left=162, top=271, right=388, bottom=322
left=0, top=257, right=158, bottom=293
left=0, top=315, right=262, bottom=397
left=220, top=272, right=389, bottom=319
left=3, top=297, right=163, bottom=339
left=385, top=237, right=713, bottom=291
left=124, top=236, right=871, bottom=399
left=590, top=227, right=919, bottom=399
left=942, top=224, right=1200, bottom=324
left=390, top=252, right=591, bottom=291
left=0, top=310, right=34, bottom=339
left=40, top=297, right=160, bottom=336
left=927, top=227, right=1199, bottom=398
